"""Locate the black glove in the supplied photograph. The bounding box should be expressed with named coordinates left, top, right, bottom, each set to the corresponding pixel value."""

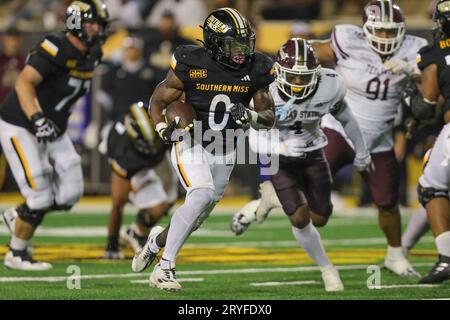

left=31, top=112, right=59, bottom=144
left=157, top=117, right=181, bottom=144
left=230, top=103, right=249, bottom=126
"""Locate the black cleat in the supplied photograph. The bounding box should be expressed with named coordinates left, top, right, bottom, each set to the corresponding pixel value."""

left=419, top=255, right=450, bottom=284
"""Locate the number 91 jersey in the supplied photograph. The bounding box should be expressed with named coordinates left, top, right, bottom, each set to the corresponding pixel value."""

left=330, top=24, right=427, bottom=133
left=170, top=45, right=274, bottom=151
left=0, top=32, right=102, bottom=135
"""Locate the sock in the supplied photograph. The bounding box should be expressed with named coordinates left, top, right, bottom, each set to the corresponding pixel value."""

left=387, top=245, right=404, bottom=259
left=435, top=231, right=450, bottom=258
left=106, top=236, right=119, bottom=251
left=10, top=235, right=29, bottom=251
left=292, top=222, right=330, bottom=267
left=161, top=188, right=215, bottom=263
left=402, top=208, right=429, bottom=251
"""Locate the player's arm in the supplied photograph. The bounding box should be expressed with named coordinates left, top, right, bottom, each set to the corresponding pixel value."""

left=409, top=64, right=440, bottom=121
left=15, top=65, right=44, bottom=119
left=149, top=69, right=184, bottom=142
left=15, top=64, right=60, bottom=143
left=250, top=86, right=275, bottom=129
left=333, top=101, right=372, bottom=172
left=311, top=40, right=336, bottom=67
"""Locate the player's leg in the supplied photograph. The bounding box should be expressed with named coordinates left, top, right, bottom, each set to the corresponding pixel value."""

left=104, top=170, right=130, bottom=259
left=0, top=119, right=53, bottom=270
left=362, top=150, right=419, bottom=276
left=125, top=169, right=169, bottom=253
left=417, top=125, right=450, bottom=283
left=322, top=127, right=355, bottom=177
left=149, top=142, right=216, bottom=291
left=402, top=207, right=429, bottom=255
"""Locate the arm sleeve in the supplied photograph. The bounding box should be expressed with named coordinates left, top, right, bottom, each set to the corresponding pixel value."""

left=26, top=50, right=58, bottom=78
left=334, top=102, right=368, bottom=156
left=330, top=25, right=351, bottom=61
left=417, top=44, right=436, bottom=71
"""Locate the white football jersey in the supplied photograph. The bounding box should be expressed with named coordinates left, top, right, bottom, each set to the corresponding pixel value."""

left=322, top=24, right=428, bottom=152
left=269, top=68, right=346, bottom=152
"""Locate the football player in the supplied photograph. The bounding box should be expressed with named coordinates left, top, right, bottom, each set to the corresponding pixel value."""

left=101, top=102, right=177, bottom=259
left=236, top=38, right=372, bottom=292
left=133, top=8, right=276, bottom=291
left=310, top=0, right=427, bottom=277
left=0, top=0, right=109, bottom=270
left=410, top=0, right=450, bottom=284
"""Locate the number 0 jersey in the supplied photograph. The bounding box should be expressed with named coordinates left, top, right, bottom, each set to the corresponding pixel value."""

left=0, top=32, right=102, bottom=135
left=271, top=68, right=346, bottom=152
left=170, top=45, right=274, bottom=151
left=330, top=24, right=427, bottom=132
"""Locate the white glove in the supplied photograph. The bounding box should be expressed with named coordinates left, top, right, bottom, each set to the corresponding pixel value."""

left=276, top=138, right=305, bottom=157
left=354, top=152, right=375, bottom=172
left=384, top=60, right=418, bottom=76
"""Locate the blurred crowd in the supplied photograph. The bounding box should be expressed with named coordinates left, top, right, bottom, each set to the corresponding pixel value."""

left=0, top=0, right=443, bottom=206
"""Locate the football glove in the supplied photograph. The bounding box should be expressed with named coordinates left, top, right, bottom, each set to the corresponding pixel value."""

left=277, top=138, right=305, bottom=158
left=31, top=112, right=59, bottom=144
left=384, top=60, right=419, bottom=77
left=156, top=117, right=181, bottom=144
left=354, top=152, right=375, bottom=172
left=230, top=102, right=249, bottom=126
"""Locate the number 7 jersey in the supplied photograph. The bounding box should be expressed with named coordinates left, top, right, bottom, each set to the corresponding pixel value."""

left=0, top=32, right=102, bottom=135
left=330, top=24, right=427, bottom=133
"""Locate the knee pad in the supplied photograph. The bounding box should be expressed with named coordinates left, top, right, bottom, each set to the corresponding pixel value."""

left=417, top=184, right=449, bottom=207
left=310, top=202, right=333, bottom=219
left=54, top=156, right=83, bottom=208
left=187, top=188, right=215, bottom=230
left=17, top=203, right=47, bottom=227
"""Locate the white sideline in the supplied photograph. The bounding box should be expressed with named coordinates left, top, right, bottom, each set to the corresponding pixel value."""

left=0, top=263, right=434, bottom=283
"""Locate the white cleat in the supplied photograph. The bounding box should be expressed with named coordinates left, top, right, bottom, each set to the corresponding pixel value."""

left=255, top=181, right=282, bottom=224
left=320, top=265, right=344, bottom=292
left=132, top=226, right=163, bottom=273
left=120, top=225, right=148, bottom=253
left=2, top=208, right=33, bottom=256
left=4, top=250, right=52, bottom=271
left=230, top=199, right=260, bottom=235
left=384, top=255, right=420, bottom=277
left=149, top=260, right=182, bottom=292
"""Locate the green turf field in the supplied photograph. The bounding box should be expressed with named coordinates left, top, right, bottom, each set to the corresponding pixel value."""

left=0, top=208, right=449, bottom=300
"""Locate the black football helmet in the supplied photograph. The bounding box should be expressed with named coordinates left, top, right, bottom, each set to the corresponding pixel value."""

left=202, top=7, right=255, bottom=70
left=433, top=0, right=450, bottom=38
left=124, top=102, right=162, bottom=155
left=66, top=0, right=109, bottom=47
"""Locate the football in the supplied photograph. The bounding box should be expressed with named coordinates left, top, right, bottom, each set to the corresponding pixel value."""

left=165, top=100, right=196, bottom=131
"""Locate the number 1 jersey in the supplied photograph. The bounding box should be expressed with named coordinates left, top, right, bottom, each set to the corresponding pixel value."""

left=0, top=32, right=102, bottom=135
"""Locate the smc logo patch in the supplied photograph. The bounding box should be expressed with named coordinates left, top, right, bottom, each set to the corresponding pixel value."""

left=189, top=69, right=208, bottom=79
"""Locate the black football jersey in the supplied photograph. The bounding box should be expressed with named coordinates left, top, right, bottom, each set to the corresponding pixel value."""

left=0, top=32, right=102, bottom=135
left=171, top=45, right=275, bottom=152
left=106, top=117, right=166, bottom=179
left=417, top=35, right=450, bottom=111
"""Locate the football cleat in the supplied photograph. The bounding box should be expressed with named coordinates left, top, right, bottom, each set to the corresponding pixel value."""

left=132, top=226, right=163, bottom=273
left=120, top=225, right=148, bottom=253
left=149, top=259, right=181, bottom=292
left=419, top=255, right=450, bottom=284
left=320, top=265, right=344, bottom=292
left=255, top=181, right=282, bottom=223
left=384, top=255, right=420, bottom=277
left=4, top=249, right=52, bottom=271
left=103, top=249, right=124, bottom=260
left=230, top=199, right=260, bottom=235
left=2, top=207, right=33, bottom=256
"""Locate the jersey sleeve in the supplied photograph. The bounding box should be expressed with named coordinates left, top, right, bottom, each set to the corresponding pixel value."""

left=170, top=45, right=192, bottom=83
left=27, top=35, right=64, bottom=78
left=328, top=74, right=347, bottom=116
left=330, top=25, right=353, bottom=61
left=417, top=42, right=437, bottom=71
left=253, top=53, right=276, bottom=89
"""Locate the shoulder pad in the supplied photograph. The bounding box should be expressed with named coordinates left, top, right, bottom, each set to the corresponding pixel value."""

left=171, top=45, right=205, bottom=69
left=34, top=33, right=70, bottom=67
left=331, top=24, right=364, bottom=60
left=251, top=52, right=275, bottom=88
left=416, top=38, right=439, bottom=70
left=315, top=68, right=346, bottom=104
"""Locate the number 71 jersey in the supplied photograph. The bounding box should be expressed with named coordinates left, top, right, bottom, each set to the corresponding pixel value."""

left=330, top=24, right=427, bottom=132
left=0, top=32, right=102, bottom=135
